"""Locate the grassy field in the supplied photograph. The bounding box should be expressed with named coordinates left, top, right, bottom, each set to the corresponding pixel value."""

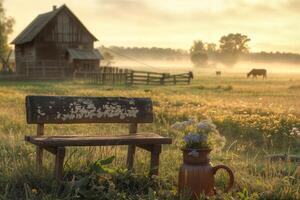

left=0, top=73, right=299, bottom=199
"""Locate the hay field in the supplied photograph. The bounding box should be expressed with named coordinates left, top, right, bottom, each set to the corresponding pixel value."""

left=0, top=73, right=299, bottom=199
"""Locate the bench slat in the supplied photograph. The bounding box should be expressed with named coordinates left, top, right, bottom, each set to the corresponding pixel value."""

left=26, top=96, right=153, bottom=124
left=25, top=133, right=172, bottom=147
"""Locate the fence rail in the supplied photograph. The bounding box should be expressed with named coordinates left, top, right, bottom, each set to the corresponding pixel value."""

left=74, top=66, right=130, bottom=85
left=125, top=70, right=192, bottom=85
left=21, top=61, right=71, bottom=78
left=73, top=66, right=193, bottom=86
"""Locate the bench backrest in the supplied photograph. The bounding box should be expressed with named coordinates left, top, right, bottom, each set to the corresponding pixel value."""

left=26, top=96, right=153, bottom=124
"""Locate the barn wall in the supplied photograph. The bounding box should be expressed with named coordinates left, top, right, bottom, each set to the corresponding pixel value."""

left=14, top=7, right=98, bottom=78
left=15, top=43, right=35, bottom=75
left=34, top=9, right=94, bottom=63
left=73, top=60, right=100, bottom=71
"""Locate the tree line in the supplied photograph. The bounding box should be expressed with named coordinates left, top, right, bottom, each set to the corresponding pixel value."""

left=190, top=33, right=251, bottom=67
left=99, top=46, right=189, bottom=61
left=100, top=42, right=300, bottom=68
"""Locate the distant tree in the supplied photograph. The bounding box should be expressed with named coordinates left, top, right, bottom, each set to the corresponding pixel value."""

left=219, top=33, right=250, bottom=66
left=190, top=40, right=209, bottom=67
left=102, top=51, right=114, bottom=66
left=219, top=33, right=250, bottom=54
left=0, top=0, right=14, bottom=72
left=205, top=43, right=217, bottom=54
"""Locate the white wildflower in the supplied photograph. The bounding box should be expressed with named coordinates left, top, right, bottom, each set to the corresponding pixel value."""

left=171, top=118, right=196, bottom=131
left=183, top=133, right=208, bottom=145
left=290, top=127, right=300, bottom=138
left=197, top=119, right=217, bottom=134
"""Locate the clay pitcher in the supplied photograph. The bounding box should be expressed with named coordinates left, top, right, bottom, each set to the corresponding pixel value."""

left=178, top=148, right=234, bottom=198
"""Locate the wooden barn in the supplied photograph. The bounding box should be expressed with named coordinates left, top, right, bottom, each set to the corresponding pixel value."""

left=11, top=5, right=102, bottom=78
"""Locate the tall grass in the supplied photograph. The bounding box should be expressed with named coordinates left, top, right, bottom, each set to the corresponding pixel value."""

left=0, top=74, right=299, bottom=199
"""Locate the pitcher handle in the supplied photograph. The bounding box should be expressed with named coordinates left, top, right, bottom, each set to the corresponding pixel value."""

left=212, top=164, right=234, bottom=192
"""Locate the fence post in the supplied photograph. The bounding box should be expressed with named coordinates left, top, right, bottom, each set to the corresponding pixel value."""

left=103, top=67, right=107, bottom=85
left=173, top=75, right=176, bottom=85
left=100, top=67, right=103, bottom=85
left=130, top=71, right=134, bottom=85
left=112, top=67, right=115, bottom=85
left=124, top=69, right=129, bottom=85
left=73, top=71, right=76, bottom=81
left=61, top=65, right=65, bottom=79
left=42, top=64, right=46, bottom=77
left=26, top=63, right=29, bottom=78
left=119, top=68, right=122, bottom=84
left=188, top=71, right=193, bottom=85
left=147, top=72, right=150, bottom=85
left=160, top=74, right=165, bottom=85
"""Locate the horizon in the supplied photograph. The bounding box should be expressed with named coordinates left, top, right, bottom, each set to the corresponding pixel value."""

left=4, top=0, right=300, bottom=53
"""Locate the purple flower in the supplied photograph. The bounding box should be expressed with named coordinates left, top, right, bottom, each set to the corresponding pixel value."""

left=183, top=133, right=208, bottom=144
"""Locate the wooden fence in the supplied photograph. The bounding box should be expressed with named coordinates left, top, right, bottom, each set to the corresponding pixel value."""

left=74, top=67, right=129, bottom=85
left=73, top=66, right=193, bottom=86
left=22, top=60, right=72, bottom=78
left=125, top=70, right=193, bottom=85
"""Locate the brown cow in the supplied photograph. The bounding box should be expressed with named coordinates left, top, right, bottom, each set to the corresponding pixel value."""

left=216, top=71, right=221, bottom=76
left=247, top=69, right=267, bottom=79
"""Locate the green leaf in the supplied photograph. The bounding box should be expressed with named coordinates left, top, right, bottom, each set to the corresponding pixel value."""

left=89, top=156, right=116, bottom=174
left=100, top=156, right=115, bottom=165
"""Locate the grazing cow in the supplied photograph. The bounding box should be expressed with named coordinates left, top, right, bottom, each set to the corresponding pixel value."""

left=216, top=71, right=221, bottom=76
left=247, top=69, right=267, bottom=79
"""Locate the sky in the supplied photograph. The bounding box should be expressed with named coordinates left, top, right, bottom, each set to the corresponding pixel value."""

left=4, top=0, right=300, bottom=53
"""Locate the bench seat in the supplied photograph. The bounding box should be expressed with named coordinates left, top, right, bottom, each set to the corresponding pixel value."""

left=25, top=96, right=172, bottom=180
left=25, top=133, right=172, bottom=147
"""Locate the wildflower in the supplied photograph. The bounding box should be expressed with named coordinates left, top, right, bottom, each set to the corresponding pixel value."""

left=183, top=133, right=207, bottom=145
left=197, top=119, right=217, bottom=134
left=171, top=118, right=196, bottom=131
left=31, top=188, right=37, bottom=194
left=171, top=122, right=186, bottom=131
left=184, top=118, right=196, bottom=126
left=290, top=127, right=300, bottom=138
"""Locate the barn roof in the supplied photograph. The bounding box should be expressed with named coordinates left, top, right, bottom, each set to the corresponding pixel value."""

left=67, top=48, right=103, bottom=60
left=11, top=5, right=98, bottom=45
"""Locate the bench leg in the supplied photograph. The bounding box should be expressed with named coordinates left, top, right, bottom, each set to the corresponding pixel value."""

left=36, top=146, right=43, bottom=170
left=127, top=145, right=136, bottom=170
left=36, top=124, right=44, bottom=171
left=55, top=147, right=65, bottom=180
left=150, top=145, right=161, bottom=177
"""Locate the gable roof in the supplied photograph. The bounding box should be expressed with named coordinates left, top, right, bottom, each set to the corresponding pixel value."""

left=67, top=48, right=103, bottom=60
left=11, top=5, right=98, bottom=45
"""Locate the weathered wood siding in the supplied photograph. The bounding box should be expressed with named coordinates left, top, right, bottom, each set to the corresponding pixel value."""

left=74, top=60, right=100, bottom=71
left=35, top=9, right=94, bottom=62
left=15, top=7, right=98, bottom=78
left=15, top=42, right=35, bottom=75
left=26, top=96, right=154, bottom=124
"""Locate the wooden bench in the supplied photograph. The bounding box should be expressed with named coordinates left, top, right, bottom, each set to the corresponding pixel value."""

left=25, top=95, right=172, bottom=180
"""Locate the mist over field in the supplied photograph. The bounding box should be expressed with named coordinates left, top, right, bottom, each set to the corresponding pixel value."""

left=110, top=57, right=300, bottom=75
left=99, top=45, right=300, bottom=74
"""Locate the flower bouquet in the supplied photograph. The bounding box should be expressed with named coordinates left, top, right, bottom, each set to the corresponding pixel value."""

left=174, top=119, right=234, bottom=197
left=171, top=118, right=226, bottom=152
